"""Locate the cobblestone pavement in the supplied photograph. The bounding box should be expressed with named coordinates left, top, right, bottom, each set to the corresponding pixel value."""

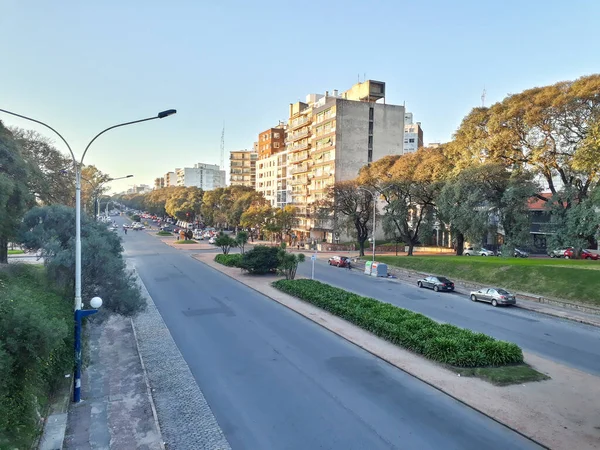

left=63, top=315, right=163, bottom=450
left=131, top=268, right=231, bottom=450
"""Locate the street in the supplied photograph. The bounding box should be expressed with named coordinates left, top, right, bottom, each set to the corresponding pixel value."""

left=120, top=222, right=540, bottom=449
left=298, top=257, right=600, bottom=376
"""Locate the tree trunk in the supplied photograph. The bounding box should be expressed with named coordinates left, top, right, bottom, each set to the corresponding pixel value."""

left=0, top=236, right=7, bottom=264
left=407, top=241, right=415, bottom=256
left=455, top=232, right=465, bottom=256
left=358, top=240, right=365, bottom=256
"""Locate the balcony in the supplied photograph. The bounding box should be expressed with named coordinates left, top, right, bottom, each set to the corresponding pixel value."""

left=288, top=128, right=309, bottom=141
left=289, top=153, right=309, bottom=164
left=291, top=177, right=309, bottom=185
left=311, top=172, right=334, bottom=181
left=289, top=142, right=310, bottom=152
left=291, top=163, right=312, bottom=174
left=288, top=118, right=311, bottom=131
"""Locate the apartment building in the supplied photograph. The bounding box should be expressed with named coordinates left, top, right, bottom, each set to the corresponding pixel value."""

left=164, top=171, right=177, bottom=187
left=154, top=177, right=165, bottom=189
left=229, top=150, right=257, bottom=187
left=258, top=126, right=286, bottom=159
left=403, top=112, right=424, bottom=153
left=287, top=79, right=405, bottom=242
left=256, top=149, right=290, bottom=208
left=176, top=163, right=225, bottom=190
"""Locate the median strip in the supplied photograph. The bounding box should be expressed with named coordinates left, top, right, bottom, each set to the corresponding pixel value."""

left=272, top=279, right=547, bottom=385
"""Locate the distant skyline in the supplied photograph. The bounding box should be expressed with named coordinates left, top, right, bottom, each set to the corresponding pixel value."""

left=2, top=0, right=599, bottom=193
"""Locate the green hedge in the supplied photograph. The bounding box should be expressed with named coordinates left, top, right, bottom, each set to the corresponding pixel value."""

left=215, top=254, right=242, bottom=267
left=272, top=279, right=523, bottom=368
left=156, top=230, right=172, bottom=236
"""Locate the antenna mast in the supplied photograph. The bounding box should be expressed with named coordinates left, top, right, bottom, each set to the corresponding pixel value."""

left=220, top=124, right=225, bottom=170
left=481, top=88, right=487, bottom=107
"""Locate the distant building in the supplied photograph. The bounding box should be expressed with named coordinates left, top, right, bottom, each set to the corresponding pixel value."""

left=176, top=163, right=225, bottom=190
left=154, top=177, right=165, bottom=189
left=256, top=149, right=290, bottom=208
left=164, top=171, right=177, bottom=187
left=258, top=126, right=286, bottom=160
left=230, top=150, right=257, bottom=187
left=403, top=113, right=424, bottom=153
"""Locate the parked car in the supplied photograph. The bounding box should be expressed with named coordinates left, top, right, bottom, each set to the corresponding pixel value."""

left=193, top=230, right=204, bottom=240
left=470, top=288, right=517, bottom=307
left=549, top=247, right=571, bottom=258
left=122, top=224, right=131, bottom=229
left=417, top=276, right=455, bottom=292
left=513, top=248, right=529, bottom=258
left=160, top=225, right=174, bottom=232
left=208, top=237, right=216, bottom=244
left=564, top=248, right=599, bottom=260
left=132, top=223, right=145, bottom=230
left=479, top=248, right=496, bottom=256
left=327, top=256, right=350, bottom=268
left=464, top=247, right=496, bottom=256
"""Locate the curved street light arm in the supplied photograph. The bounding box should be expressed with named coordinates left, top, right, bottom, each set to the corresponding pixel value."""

left=81, top=116, right=158, bottom=165
left=0, top=108, right=77, bottom=167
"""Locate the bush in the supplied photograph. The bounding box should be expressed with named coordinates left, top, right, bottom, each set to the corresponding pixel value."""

left=215, top=254, right=243, bottom=267
left=272, top=279, right=523, bottom=368
left=214, top=232, right=237, bottom=254
left=156, top=230, right=172, bottom=236
left=0, top=265, right=72, bottom=448
left=240, top=245, right=279, bottom=274
left=276, top=243, right=305, bottom=279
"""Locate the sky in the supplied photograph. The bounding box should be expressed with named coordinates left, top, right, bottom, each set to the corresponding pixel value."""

left=1, top=0, right=599, bottom=193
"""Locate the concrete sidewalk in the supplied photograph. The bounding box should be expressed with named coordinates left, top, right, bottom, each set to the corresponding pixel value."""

left=62, top=315, right=164, bottom=450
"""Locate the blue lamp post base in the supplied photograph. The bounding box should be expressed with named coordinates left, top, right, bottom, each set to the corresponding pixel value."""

left=73, top=308, right=99, bottom=403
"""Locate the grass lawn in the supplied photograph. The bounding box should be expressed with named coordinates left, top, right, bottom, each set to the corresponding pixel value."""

left=375, top=255, right=600, bottom=307
left=7, top=249, right=24, bottom=255
left=452, top=364, right=550, bottom=386
left=156, top=231, right=172, bottom=236
left=173, top=239, right=197, bottom=244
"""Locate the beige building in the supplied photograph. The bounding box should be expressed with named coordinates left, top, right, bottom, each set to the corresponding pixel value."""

left=164, top=171, right=177, bottom=187
left=230, top=150, right=257, bottom=187
left=256, top=149, right=290, bottom=208
left=287, top=80, right=405, bottom=242
left=176, top=163, right=225, bottom=190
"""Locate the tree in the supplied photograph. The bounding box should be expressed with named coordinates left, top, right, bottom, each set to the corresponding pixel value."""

left=235, top=230, right=249, bottom=254
left=228, top=190, right=267, bottom=230
left=10, top=127, right=75, bottom=206
left=19, top=205, right=145, bottom=316
left=277, top=243, right=305, bottom=280
left=214, top=232, right=237, bottom=255
left=0, top=121, right=32, bottom=263
left=240, top=204, right=272, bottom=241
left=324, top=181, right=374, bottom=256
left=165, top=187, right=203, bottom=221
left=274, top=206, right=297, bottom=243
left=81, top=165, right=111, bottom=215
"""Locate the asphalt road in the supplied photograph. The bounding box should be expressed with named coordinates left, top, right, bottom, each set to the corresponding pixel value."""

left=298, top=257, right=600, bottom=375
left=118, top=222, right=540, bottom=450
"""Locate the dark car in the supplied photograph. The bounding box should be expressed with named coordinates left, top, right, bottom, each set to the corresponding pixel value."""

left=417, top=276, right=455, bottom=292
left=160, top=225, right=174, bottom=232
left=514, top=248, right=529, bottom=258
left=328, top=255, right=350, bottom=268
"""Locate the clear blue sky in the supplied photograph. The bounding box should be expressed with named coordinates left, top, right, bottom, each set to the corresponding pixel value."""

left=2, top=0, right=599, bottom=193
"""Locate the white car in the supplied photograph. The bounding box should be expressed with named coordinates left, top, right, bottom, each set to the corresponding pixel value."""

left=464, top=247, right=496, bottom=256
left=208, top=237, right=216, bottom=244
left=479, top=248, right=496, bottom=256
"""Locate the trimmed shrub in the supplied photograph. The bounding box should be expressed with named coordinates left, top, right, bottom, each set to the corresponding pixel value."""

left=272, top=279, right=523, bottom=368
left=215, top=254, right=242, bottom=267
left=239, top=245, right=279, bottom=274
left=156, top=230, right=172, bottom=236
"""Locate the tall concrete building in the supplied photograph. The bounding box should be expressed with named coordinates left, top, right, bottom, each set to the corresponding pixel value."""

left=164, top=171, right=177, bottom=187
left=287, top=80, right=406, bottom=242
left=176, top=163, right=225, bottom=190
left=154, top=177, right=165, bottom=189
left=256, top=149, right=290, bottom=208
left=229, top=150, right=257, bottom=187
left=403, top=112, right=424, bottom=153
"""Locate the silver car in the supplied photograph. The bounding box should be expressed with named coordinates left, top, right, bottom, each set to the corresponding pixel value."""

left=470, top=288, right=517, bottom=307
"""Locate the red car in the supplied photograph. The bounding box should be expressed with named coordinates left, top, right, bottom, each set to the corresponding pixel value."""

left=564, top=248, right=599, bottom=260
left=328, top=256, right=351, bottom=267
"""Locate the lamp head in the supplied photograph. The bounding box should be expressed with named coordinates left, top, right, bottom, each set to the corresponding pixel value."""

left=158, top=109, right=177, bottom=119
left=90, top=297, right=103, bottom=309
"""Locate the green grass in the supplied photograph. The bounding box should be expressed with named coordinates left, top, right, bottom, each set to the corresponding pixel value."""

left=7, top=249, right=24, bottom=255
left=375, top=255, right=600, bottom=307
left=156, top=231, right=172, bottom=236
left=453, top=364, right=550, bottom=386
left=173, top=239, right=197, bottom=244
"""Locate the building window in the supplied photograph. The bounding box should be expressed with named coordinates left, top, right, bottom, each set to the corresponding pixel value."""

left=274, top=132, right=280, bottom=138
left=274, top=142, right=279, bottom=148
left=409, top=138, right=415, bottom=143
left=369, top=107, right=374, bottom=120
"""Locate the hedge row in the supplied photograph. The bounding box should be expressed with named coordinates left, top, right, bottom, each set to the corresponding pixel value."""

left=272, top=279, right=523, bottom=368
left=214, top=253, right=243, bottom=267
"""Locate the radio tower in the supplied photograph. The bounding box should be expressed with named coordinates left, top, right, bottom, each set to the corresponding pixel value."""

left=220, top=125, right=225, bottom=170
left=481, top=88, right=487, bottom=107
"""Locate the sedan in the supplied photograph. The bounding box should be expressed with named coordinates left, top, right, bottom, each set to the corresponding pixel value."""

left=480, top=248, right=496, bottom=256
left=564, top=248, right=599, bottom=260
left=208, top=237, right=216, bottom=244
left=328, top=256, right=350, bottom=267
left=417, top=276, right=455, bottom=292
left=549, top=247, right=571, bottom=258
left=470, top=288, right=516, bottom=307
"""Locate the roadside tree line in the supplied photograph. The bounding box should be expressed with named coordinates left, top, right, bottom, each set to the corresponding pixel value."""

left=117, top=185, right=299, bottom=242
left=322, top=74, right=600, bottom=257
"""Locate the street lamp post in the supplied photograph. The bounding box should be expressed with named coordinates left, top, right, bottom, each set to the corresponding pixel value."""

left=0, top=107, right=176, bottom=402
left=357, top=186, right=392, bottom=262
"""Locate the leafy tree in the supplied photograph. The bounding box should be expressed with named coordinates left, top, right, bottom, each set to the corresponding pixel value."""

left=277, top=243, right=305, bottom=280
left=274, top=206, right=297, bottom=243
left=236, top=230, right=249, bottom=253
left=240, top=204, right=273, bottom=241
left=214, top=232, right=237, bottom=255
left=10, top=127, right=75, bottom=206
left=165, top=186, right=203, bottom=221
left=19, top=205, right=144, bottom=316
left=228, top=190, right=267, bottom=230
left=323, top=181, right=374, bottom=256
left=80, top=165, right=111, bottom=216
left=0, top=121, right=32, bottom=263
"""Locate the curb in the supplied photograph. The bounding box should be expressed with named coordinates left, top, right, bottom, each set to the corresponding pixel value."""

left=130, top=316, right=166, bottom=450
left=192, top=255, right=549, bottom=449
